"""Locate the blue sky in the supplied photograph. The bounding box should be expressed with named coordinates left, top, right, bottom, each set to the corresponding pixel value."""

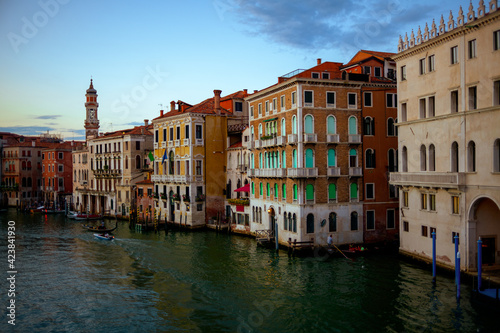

left=0, top=0, right=473, bottom=140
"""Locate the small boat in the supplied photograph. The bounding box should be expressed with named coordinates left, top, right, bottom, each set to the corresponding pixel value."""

left=82, top=223, right=118, bottom=233
left=94, top=233, right=114, bottom=241
left=74, top=213, right=103, bottom=220
left=67, top=211, right=78, bottom=219
left=30, top=206, right=45, bottom=213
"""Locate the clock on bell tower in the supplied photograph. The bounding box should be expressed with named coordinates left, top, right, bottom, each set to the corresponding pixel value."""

left=84, top=79, right=100, bottom=140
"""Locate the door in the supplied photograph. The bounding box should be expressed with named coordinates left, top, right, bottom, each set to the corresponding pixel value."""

left=482, top=237, right=496, bottom=265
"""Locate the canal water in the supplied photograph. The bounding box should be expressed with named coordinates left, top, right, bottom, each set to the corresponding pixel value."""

left=0, top=209, right=498, bottom=332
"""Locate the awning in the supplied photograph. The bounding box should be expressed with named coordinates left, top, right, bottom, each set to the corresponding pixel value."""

left=234, top=184, right=250, bottom=192
left=263, top=117, right=278, bottom=122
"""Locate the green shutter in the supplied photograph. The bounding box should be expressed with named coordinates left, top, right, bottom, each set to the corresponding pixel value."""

left=293, top=184, right=297, bottom=200
left=349, top=117, right=357, bottom=134
left=327, top=116, right=336, bottom=134
left=328, top=149, right=336, bottom=167
left=306, top=184, right=314, bottom=200
left=350, top=183, right=358, bottom=199
left=329, top=184, right=336, bottom=200
left=282, top=184, right=286, bottom=199
left=252, top=182, right=254, bottom=195
left=305, top=115, right=313, bottom=134
left=305, top=149, right=314, bottom=168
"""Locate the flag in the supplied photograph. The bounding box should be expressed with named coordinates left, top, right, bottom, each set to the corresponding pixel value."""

left=148, top=151, right=154, bottom=162
left=161, top=149, right=167, bottom=164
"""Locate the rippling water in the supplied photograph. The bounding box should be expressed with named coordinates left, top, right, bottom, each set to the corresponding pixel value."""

left=0, top=209, right=498, bottom=332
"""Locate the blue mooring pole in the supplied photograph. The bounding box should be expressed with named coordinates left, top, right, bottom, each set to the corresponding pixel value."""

left=432, top=231, right=436, bottom=282
left=454, top=235, right=459, bottom=285
left=478, top=238, right=483, bottom=291
left=275, top=221, right=279, bottom=251
left=456, top=252, right=461, bottom=299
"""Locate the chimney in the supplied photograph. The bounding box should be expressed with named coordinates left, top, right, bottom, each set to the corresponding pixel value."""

left=214, top=89, right=222, bottom=115
left=317, top=58, right=322, bottom=65
left=254, top=90, right=258, bottom=93
left=243, top=89, right=248, bottom=94
left=160, top=110, right=164, bottom=117
left=144, top=119, right=149, bottom=126
left=170, top=101, right=176, bottom=112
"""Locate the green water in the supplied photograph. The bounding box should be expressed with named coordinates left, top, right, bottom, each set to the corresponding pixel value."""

left=0, top=209, right=498, bottom=332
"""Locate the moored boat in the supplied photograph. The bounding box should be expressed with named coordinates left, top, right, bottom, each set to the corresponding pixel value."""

left=74, top=213, right=103, bottom=220
left=82, top=223, right=117, bottom=233
left=93, top=233, right=114, bottom=240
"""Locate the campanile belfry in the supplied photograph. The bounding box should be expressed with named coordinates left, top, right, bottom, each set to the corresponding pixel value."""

left=84, top=79, right=99, bottom=140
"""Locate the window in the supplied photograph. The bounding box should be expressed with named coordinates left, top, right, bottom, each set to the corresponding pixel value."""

left=329, top=212, right=337, bottom=232
left=272, top=98, right=277, bottom=111
left=364, top=92, right=372, bottom=107
left=258, top=103, right=262, bottom=115
left=419, top=98, right=426, bottom=118
left=350, top=183, right=358, bottom=200
left=365, top=149, right=376, bottom=168
left=136, top=141, right=140, bottom=150
left=452, top=195, right=460, bottom=214
left=451, top=142, right=459, bottom=172
left=291, top=92, right=296, bottom=106
left=386, top=93, right=397, bottom=108
left=322, top=72, right=329, bottom=79
left=349, top=149, right=358, bottom=167
left=420, top=145, right=427, bottom=171
left=304, top=91, right=313, bottom=106
left=350, top=212, right=358, bottom=231
left=428, top=96, right=435, bottom=117
left=366, top=183, right=374, bottom=199
left=421, top=193, right=428, bottom=210
left=58, top=165, right=63, bottom=172
left=259, top=183, right=263, bottom=196
left=366, top=210, right=375, bottom=230
left=235, top=102, right=243, bottom=112
left=176, top=126, right=180, bottom=140
left=428, top=55, right=435, bottom=72
left=364, top=66, right=371, bottom=75
left=389, top=184, right=397, bottom=199
left=185, top=125, right=190, bottom=139
left=494, top=80, right=500, bottom=106
left=451, top=90, right=459, bottom=113
left=429, top=194, right=436, bottom=211
left=468, top=39, right=476, bottom=59
left=469, top=86, right=477, bottom=110
left=265, top=101, right=269, bottom=114
left=401, top=102, right=407, bottom=122
left=422, top=225, right=428, bottom=237
left=328, top=183, right=336, bottom=202
left=293, top=184, right=298, bottom=201
left=280, top=95, right=285, bottom=110
left=494, top=139, right=500, bottom=172
left=468, top=141, right=476, bottom=172
left=58, top=152, right=63, bottom=159
left=304, top=115, right=314, bottom=134
left=282, top=183, right=286, bottom=200
left=306, top=214, right=314, bottom=234
left=348, top=116, right=357, bottom=135
left=195, top=125, right=203, bottom=139
left=403, top=191, right=409, bottom=207
left=403, top=221, right=409, bottom=232
left=327, top=116, right=336, bottom=134
left=312, top=72, right=319, bottom=79
left=363, top=117, right=375, bottom=135
left=374, top=67, right=381, bottom=77
left=169, top=127, right=174, bottom=141
left=306, top=184, right=314, bottom=202
left=419, top=58, right=425, bottom=75
left=388, top=148, right=398, bottom=172
left=387, top=209, right=395, bottom=229
left=328, top=149, right=336, bottom=167
left=155, top=130, right=159, bottom=143
left=494, top=30, right=500, bottom=51
left=348, top=93, right=357, bottom=108
left=429, top=144, right=435, bottom=171
left=451, top=46, right=459, bottom=64
left=387, top=118, right=395, bottom=136
left=250, top=106, right=254, bottom=117
left=326, top=92, right=335, bottom=106
left=401, top=65, right=406, bottom=81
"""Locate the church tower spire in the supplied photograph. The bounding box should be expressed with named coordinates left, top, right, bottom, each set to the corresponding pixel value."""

left=84, top=78, right=99, bottom=140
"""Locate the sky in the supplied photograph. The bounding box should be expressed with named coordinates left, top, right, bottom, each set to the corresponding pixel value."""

left=0, top=0, right=474, bottom=141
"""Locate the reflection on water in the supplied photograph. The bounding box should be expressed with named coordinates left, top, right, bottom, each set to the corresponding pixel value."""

left=0, top=209, right=498, bottom=332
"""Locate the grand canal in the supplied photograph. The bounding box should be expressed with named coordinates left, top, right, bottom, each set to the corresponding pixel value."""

left=0, top=209, right=498, bottom=332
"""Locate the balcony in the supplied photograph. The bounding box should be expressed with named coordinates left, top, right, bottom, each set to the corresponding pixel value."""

left=248, top=141, right=255, bottom=149
left=195, top=139, right=204, bottom=146
left=389, top=172, right=466, bottom=189
left=276, top=136, right=286, bottom=146
left=254, top=140, right=262, bottom=149
left=327, top=134, right=339, bottom=143
left=287, top=134, right=298, bottom=145
left=327, top=167, right=341, bottom=177
left=154, top=142, right=159, bottom=149
left=303, top=133, right=317, bottom=143
left=261, top=137, right=276, bottom=148
left=349, top=167, right=362, bottom=176
left=183, top=139, right=190, bottom=146
left=161, top=141, right=166, bottom=148
left=247, top=169, right=258, bottom=177
left=348, top=134, right=361, bottom=143
left=287, top=167, right=318, bottom=178
left=237, top=164, right=248, bottom=172
left=174, top=140, right=180, bottom=147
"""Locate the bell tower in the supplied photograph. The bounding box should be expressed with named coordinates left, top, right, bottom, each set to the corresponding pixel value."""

left=84, top=79, right=99, bottom=140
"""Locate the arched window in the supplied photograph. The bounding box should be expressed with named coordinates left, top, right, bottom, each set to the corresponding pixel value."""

left=292, top=213, right=297, bottom=232
left=328, top=149, right=336, bottom=167
left=259, top=183, right=263, bottom=196
left=467, top=141, right=476, bottom=172
left=349, top=149, right=358, bottom=167
left=366, top=149, right=376, bottom=168
left=292, top=116, right=297, bottom=135
left=22, top=177, right=26, bottom=187
left=169, top=151, right=174, bottom=174
left=304, top=115, right=313, bottom=134
left=266, top=183, right=271, bottom=197
left=27, top=177, right=32, bottom=187
left=327, top=116, right=336, bottom=134
left=388, top=148, right=397, bottom=172
left=402, top=146, right=408, bottom=172
left=281, top=118, right=286, bottom=136
left=251, top=126, right=254, bottom=141
left=264, top=152, right=268, bottom=168
left=494, top=139, right=500, bottom=172
left=283, top=211, right=288, bottom=231
left=274, top=183, right=278, bottom=199
left=306, top=184, right=314, bottom=202
left=226, top=180, right=232, bottom=199
left=348, top=116, right=357, bottom=134
left=350, top=212, right=358, bottom=231
left=328, top=183, right=336, bottom=202
left=306, top=213, right=315, bottom=233
left=451, top=142, right=459, bottom=172
left=258, top=124, right=262, bottom=138
left=135, top=155, right=141, bottom=170
left=293, top=184, right=298, bottom=201
left=259, top=153, right=263, bottom=169
left=282, top=183, right=286, bottom=200
left=387, top=118, right=395, bottom=136
left=251, top=182, right=255, bottom=195
left=21, top=161, right=26, bottom=170
left=363, top=117, right=375, bottom=135
left=251, top=153, right=254, bottom=169
left=329, top=212, right=337, bottom=232
left=429, top=144, right=435, bottom=171
left=293, top=149, right=297, bottom=168
left=420, top=145, right=427, bottom=171
left=282, top=150, right=286, bottom=168
left=350, top=183, right=358, bottom=200
left=305, top=149, right=314, bottom=168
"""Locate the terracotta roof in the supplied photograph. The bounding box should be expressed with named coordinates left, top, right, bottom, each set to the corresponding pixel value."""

left=97, top=124, right=153, bottom=139
left=228, top=141, right=242, bottom=149
left=227, top=124, right=248, bottom=133
left=136, top=179, right=153, bottom=185
left=153, top=94, right=236, bottom=121
left=343, top=50, right=395, bottom=68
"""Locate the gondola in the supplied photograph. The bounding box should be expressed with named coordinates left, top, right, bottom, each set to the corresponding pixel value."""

left=82, top=223, right=118, bottom=233
left=93, top=233, right=114, bottom=241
